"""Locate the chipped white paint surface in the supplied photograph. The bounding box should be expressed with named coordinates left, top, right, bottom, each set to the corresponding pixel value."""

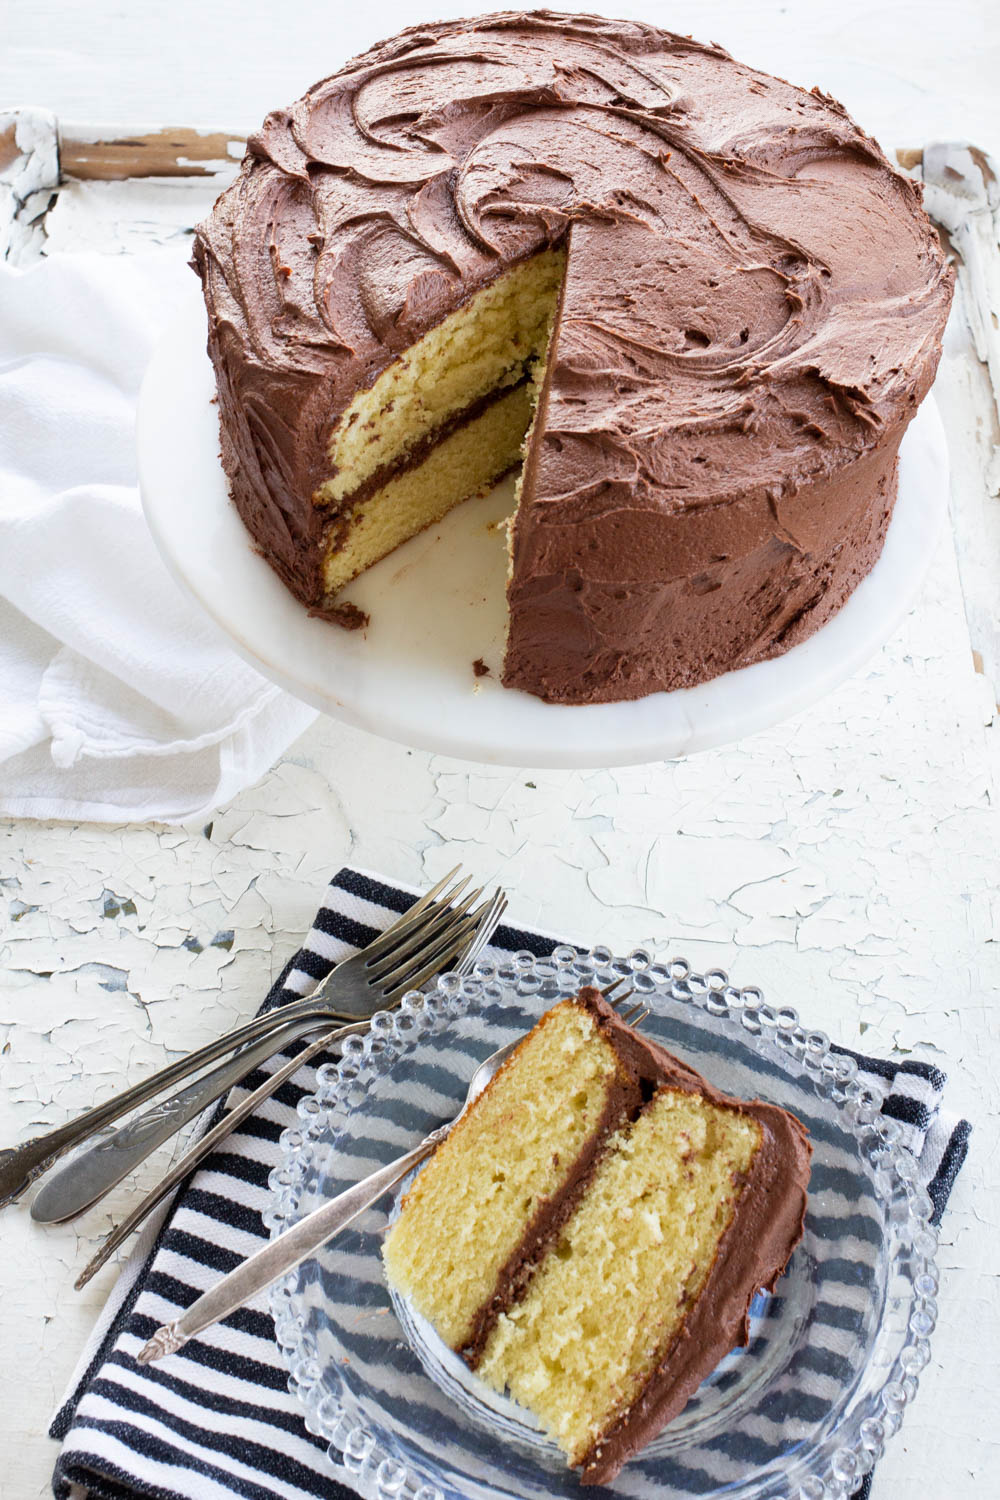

left=0, top=106, right=58, bottom=262
left=3, top=560, right=998, bottom=1500
left=2, top=2, right=999, bottom=1497
left=911, top=145, right=1000, bottom=700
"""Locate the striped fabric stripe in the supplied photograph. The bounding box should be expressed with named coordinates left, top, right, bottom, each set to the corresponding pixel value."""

left=52, top=869, right=970, bottom=1500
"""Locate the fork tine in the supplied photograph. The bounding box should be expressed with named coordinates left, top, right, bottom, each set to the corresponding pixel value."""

left=622, top=1004, right=649, bottom=1027
left=364, top=883, right=485, bottom=981
left=608, top=987, right=636, bottom=1011
left=601, top=976, right=629, bottom=1000
left=455, top=890, right=507, bottom=974
left=357, top=866, right=468, bottom=962
left=380, top=904, right=485, bottom=994
left=76, top=893, right=511, bottom=1287
left=365, top=881, right=479, bottom=976
left=381, top=905, right=492, bottom=1004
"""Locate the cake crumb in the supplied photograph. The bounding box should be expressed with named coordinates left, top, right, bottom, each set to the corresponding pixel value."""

left=310, top=600, right=370, bottom=631
left=472, top=658, right=491, bottom=677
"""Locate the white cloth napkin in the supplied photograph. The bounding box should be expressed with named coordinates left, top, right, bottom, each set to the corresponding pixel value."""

left=0, top=247, right=317, bottom=824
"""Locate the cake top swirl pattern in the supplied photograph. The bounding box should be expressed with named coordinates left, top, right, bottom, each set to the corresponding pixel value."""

left=193, top=11, right=952, bottom=703
left=197, top=11, right=949, bottom=478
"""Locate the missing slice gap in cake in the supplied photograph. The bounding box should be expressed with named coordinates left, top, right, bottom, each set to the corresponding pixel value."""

left=316, top=245, right=567, bottom=606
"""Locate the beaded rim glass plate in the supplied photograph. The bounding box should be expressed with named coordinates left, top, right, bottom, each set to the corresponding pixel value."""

left=267, top=950, right=939, bottom=1500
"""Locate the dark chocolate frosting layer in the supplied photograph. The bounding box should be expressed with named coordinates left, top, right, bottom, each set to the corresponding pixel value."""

left=194, top=12, right=952, bottom=701
left=460, top=1015, right=643, bottom=1367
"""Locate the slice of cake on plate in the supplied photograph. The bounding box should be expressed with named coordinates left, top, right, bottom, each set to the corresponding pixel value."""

left=382, top=988, right=811, bottom=1485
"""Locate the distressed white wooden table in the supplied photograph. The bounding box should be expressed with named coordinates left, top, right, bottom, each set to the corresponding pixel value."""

left=2, top=4, right=998, bottom=1497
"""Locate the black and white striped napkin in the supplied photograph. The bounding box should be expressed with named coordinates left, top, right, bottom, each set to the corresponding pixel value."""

left=51, top=868, right=971, bottom=1500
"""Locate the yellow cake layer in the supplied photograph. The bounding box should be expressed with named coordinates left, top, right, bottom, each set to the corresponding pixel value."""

left=381, top=1001, right=632, bottom=1351
left=476, top=1088, right=762, bottom=1466
left=318, top=247, right=566, bottom=508
left=504, top=349, right=550, bottom=591
left=322, top=380, right=533, bottom=593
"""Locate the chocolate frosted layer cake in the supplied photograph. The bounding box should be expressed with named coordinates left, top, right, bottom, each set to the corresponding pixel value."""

left=193, top=11, right=952, bottom=704
left=382, top=990, right=812, bottom=1484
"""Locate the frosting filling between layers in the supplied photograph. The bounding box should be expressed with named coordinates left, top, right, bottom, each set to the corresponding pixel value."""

left=381, top=998, right=642, bottom=1354
left=475, top=1083, right=764, bottom=1472
left=317, top=247, right=565, bottom=596
left=320, top=377, right=535, bottom=594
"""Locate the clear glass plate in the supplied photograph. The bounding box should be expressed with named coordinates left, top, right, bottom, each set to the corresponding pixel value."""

left=266, top=949, right=939, bottom=1500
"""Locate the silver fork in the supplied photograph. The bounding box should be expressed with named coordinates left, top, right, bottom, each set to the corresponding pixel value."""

left=0, top=867, right=493, bottom=1212
left=138, top=986, right=646, bottom=1365
left=73, top=889, right=507, bottom=1288
left=30, top=875, right=505, bottom=1225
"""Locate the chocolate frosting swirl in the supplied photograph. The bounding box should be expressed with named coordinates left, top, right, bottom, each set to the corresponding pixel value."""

left=194, top=11, right=952, bottom=702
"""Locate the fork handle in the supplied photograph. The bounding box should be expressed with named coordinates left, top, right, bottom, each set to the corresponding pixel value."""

left=0, top=1000, right=322, bottom=1210
left=75, top=1023, right=351, bottom=1288
left=30, top=1014, right=365, bottom=1225
left=138, top=1126, right=450, bottom=1364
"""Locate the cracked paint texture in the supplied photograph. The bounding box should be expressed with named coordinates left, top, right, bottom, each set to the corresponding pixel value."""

left=1, top=16, right=999, bottom=1493
left=1, top=518, right=996, bottom=1500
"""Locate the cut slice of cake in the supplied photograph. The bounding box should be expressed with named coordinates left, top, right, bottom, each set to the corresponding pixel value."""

left=382, top=994, right=643, bottom=1358
left=382, top=989, right=811, bottom=1485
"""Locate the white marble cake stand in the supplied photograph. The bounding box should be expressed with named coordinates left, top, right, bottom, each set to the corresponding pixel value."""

left=138, top=286, right=949, bottom=769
